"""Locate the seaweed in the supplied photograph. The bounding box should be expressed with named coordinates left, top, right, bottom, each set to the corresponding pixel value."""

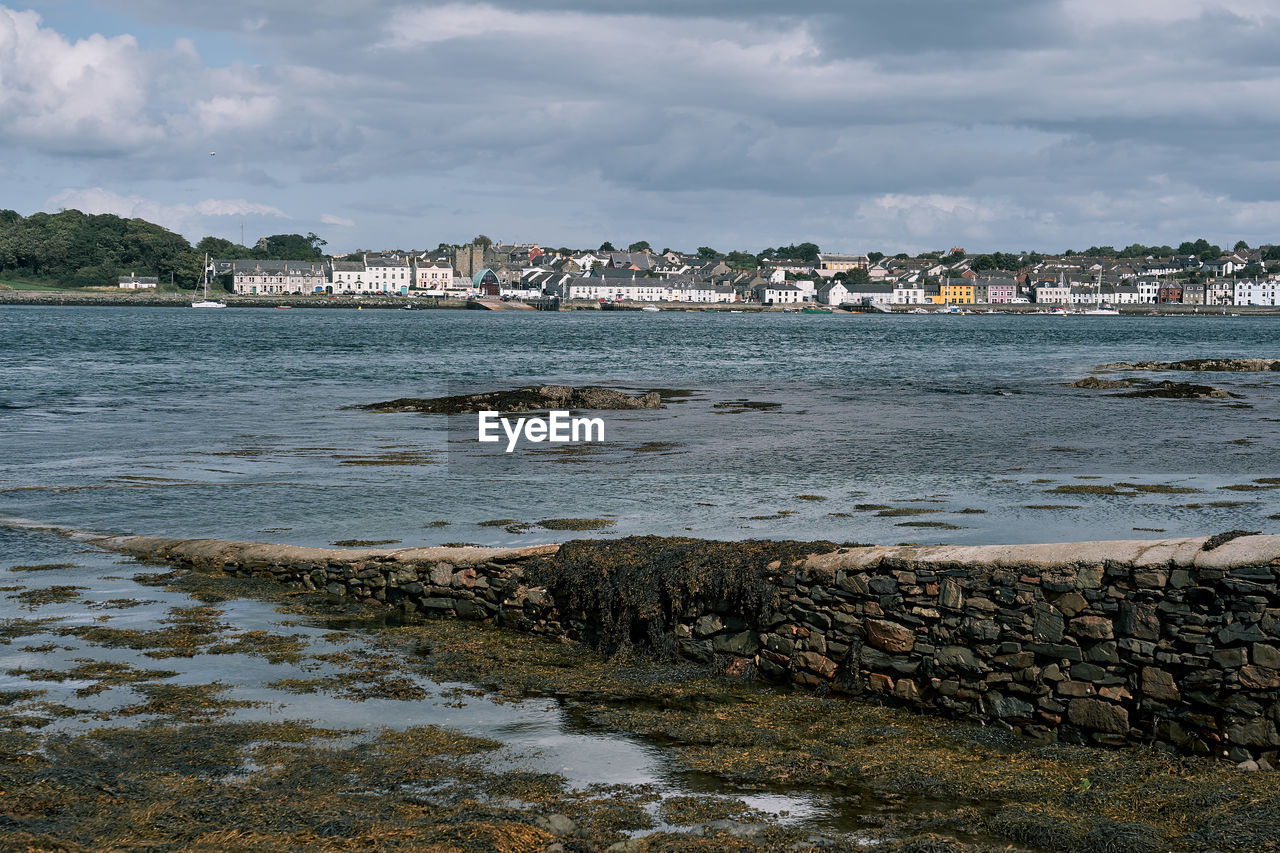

left=1202, top=530, right=1259, bottom=551
left=528, top=536, right=837, bottom=658
left=538, top=518, right=616, bottom=531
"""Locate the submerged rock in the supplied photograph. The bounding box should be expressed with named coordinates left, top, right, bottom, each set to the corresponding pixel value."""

left=1098, top=358, right=1280, bottom=372
left=1073, top=376, right=1238, bottom=398
left=1116, top=381, right=1236, bottom=399
left=362, top=385, right=664, bottom=414
left=1071, top=376, right=1140, bottom=389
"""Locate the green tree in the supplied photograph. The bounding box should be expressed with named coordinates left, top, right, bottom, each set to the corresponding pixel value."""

left=627, top=240, right=651, bottom=252
left=1235, top=240, right=1250, bottom=251
left=697, top=246, right=719, bottom=260
left=773, top=242, right=820, bottom=263
left=256, top=234, right=325, bottom=261
left=725, top=250, right=759, bottom=270
left=599, top=241, right=616, bottom=252
left=867, top=251, right=884, bottom=263
left=473, top=234, right=493, bottom=249
left=846, top=267, right=871, bottom=285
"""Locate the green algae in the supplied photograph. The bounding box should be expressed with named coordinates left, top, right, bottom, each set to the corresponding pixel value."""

left=538, top=518, right=616, bottom=531
left=7, top=585, right=86, bottom=609
left=7, top=562, right=79, bottom=573
left=877, top=508, right=941, bottom=517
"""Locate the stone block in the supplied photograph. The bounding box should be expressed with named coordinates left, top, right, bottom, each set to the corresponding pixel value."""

left=1068, top=698, right=1129, bottom=734
left=1140, top=666, right=1181, bottom=702
left=866, top=618, right=915, bottom=653
left=1252, top=643, right=1280, bottom=669
left=1070, top=615, right=1114, bottom=640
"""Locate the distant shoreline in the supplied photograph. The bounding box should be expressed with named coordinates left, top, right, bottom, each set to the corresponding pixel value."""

left=3, top=288, right=1280, bottom=315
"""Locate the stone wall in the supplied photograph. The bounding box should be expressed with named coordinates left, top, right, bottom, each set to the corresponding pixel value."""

left=95, top=531, right=1280, bottom=763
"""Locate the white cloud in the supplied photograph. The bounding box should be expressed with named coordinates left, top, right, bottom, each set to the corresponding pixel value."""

left=46, top=187, right=289, bottom=236
left=0, top=6, right=161, bottom=151
left=321, top=213, right=356, bottom=227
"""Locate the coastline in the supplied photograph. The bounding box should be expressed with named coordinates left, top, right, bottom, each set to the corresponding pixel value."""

left=10, top=517, right=1280, bottom=760
left=5, top=288, right=1280, bottom=314
left=6, top=517, right=1280, bottom=850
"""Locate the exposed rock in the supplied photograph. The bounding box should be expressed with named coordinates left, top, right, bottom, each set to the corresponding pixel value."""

left=362, top=385, right=664, bottom=413
left=1098, top=357, right=1280, bottom=372
left=534, top=814, right=577, bottom=836
left=1116, top=381, right=1236, bottom=400
left=1071, top=376, right=1140, bottom=389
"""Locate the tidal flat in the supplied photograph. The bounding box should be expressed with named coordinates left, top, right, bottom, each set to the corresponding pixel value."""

left=3, top=539, right=1279, bottom=852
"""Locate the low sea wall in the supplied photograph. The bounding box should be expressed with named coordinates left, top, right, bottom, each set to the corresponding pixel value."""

left=54, top=527, right=1280, bottom=762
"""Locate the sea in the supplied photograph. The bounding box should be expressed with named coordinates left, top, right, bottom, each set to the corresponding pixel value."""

left=2, top=304, right=1278, bottom=838
left=1, top=304, right=1278, bottom=549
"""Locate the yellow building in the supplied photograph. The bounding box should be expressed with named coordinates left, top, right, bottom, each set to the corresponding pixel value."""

left=940, top=280, right=975, bottom=304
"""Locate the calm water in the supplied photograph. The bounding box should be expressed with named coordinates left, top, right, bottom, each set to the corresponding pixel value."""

left=2, top=305, right=1279, bottom=548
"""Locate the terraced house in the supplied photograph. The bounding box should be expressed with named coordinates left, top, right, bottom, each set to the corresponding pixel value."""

left=226, top=260, right=328, bottom=295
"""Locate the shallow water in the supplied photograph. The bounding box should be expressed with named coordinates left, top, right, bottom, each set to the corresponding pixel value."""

left=0, top=526, right=843, bottom=835
left=1, top=305, right=1278, bottom=547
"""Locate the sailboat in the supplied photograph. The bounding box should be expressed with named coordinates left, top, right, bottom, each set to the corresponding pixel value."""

left=1082, top=270, right=1119, bottom=315
left=192, top=254, right=227, bottom=308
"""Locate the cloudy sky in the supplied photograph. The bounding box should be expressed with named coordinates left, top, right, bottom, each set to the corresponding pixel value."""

left=2, top=1, right=1278, bottom=254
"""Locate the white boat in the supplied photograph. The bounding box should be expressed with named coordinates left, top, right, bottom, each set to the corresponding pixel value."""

left=909, top=307, right=929, bottom=314
left=641, top=305, right=660, bottom=312
left=1048, top=306, right=1067, bottom=315
left=1082, top=272, right=1119, bottom=314
left=192, top=254, right=226, bottom=308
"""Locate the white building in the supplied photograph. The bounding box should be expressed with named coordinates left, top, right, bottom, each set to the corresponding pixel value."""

left=330, top=260, right=365, bottom=293
left=413, top=262, right=454, bottom=293
left=118, top=273, right=158, bottom=289
left=818, top=281, right=852, bottom=306
left=1134, top=278, right=1162, bottom=304
left=228, top=260, right=327, bottom=295
left=844, top=284, right=895, bottom=309
left=1033, top=284, right=1071, bottom=305
left=365, top=257, right=411, bottom=295
left=1235, top=279, right=1280, bottom=306
left=893, top=284, right=926, bottom=304
left=755, top=283, right=806, bottom=304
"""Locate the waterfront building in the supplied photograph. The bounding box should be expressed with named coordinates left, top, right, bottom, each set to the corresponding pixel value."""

left=1158, top=282, right=1183, bottom=304
left=1235, top=279, right=1280, bottom=306
left=754, top=282, right=806, bottom=304
left=227, top=260, right=327, bottom=295
left=118, top=273, right=158, bottom=289
left=984, top=278, right=1018, bottom=304
left=817, top=281, right=852, bottom=306
left=892, top=283, right=926, bottom=304
left=413, top=261, right=454, bottom=293
left=365, top=256, right=411, bottom=295
left=1033, top=280, right=1070, bottom=304
left=940, top=280, right=975, bottom=304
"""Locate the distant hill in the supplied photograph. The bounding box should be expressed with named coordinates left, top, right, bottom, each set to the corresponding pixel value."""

left=0, top=208, right=326, bottom=289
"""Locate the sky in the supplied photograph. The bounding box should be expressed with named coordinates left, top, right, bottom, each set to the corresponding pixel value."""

left=2, top=0, right=1279, bottom=255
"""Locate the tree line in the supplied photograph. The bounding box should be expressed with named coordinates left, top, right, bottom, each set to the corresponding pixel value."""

left=0, top=209, right=326, bottom=289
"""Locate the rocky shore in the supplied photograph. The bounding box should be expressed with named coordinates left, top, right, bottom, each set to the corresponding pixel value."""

left=29, top=521, right=1280, bottom=764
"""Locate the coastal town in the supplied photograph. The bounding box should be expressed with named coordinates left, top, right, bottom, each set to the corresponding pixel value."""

left=191, top=241, right=1280, bottom=310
